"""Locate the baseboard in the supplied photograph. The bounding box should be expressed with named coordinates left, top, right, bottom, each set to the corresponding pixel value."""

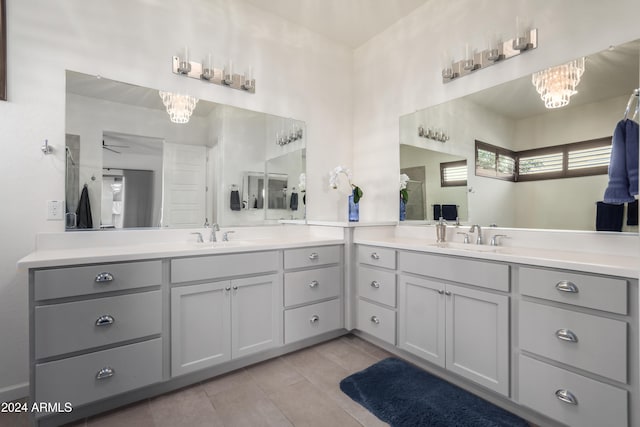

left=0, top=382, right=28, bottom=403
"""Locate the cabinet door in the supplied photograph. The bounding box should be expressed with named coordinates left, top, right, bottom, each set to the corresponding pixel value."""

left=171, top=281, right=231, bottom=377
left=231, top=274, right=281, bottom=359
left=398, top=275, right=445, bottom=367
left=445, top=284, right=509, bottom=396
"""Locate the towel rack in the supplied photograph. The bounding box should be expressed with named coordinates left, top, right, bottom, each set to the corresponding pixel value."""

left=623, top=88, right=639, bottom=121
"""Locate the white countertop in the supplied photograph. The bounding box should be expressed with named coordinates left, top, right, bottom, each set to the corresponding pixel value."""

left=355, top=236, right=639, bottom=278
left=18, top=237, right=345, bottom=269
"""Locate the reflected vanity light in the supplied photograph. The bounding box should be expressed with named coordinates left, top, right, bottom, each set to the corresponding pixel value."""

left=277, top=122, right=304, bottom=146
left=418, top=125, right=449, bottom=143
left=442, top=27, right=538, bottom=84
left=172, top=48, right=256, bottom=93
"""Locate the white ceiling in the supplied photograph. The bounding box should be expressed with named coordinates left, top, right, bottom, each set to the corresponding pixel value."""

left=241, top=0, right=429, bottom=48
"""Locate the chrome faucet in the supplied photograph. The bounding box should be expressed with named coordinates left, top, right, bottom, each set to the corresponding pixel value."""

left=209, top=223, right=220, bottom=242
left=191, top=232, right=204, bottom=243
left=490, top=234, right=508, bottom=246
left=222, top=230, right=235, bottom=242
left=469, top=224, right=483, bottom=244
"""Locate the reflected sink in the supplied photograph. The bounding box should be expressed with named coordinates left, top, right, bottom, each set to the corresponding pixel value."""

left=428, top=242, right=499, bottom=253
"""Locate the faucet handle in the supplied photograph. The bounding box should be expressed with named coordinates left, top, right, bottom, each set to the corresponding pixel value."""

left=222, top=231, right=235, bottom=242
left=490, top=234, right=508, bottom=246
left=456, top=232, right=470, bottom=244
left=190, top=232, right=204, bottom=243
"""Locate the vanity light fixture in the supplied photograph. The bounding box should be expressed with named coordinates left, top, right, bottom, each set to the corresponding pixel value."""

left=158, top=91, right=199, bottom=124
left=531, top=57, right=585, bottom=109
left=442, top=27, right=538, bottom=84
left=277, top=122, right=304, bottom=146
left=171, top=48, right=256, bottom=93
left=418, top=125, right=449, bottom=143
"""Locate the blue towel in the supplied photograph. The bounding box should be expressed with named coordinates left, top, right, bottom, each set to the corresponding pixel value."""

left=596, top=202, right=624, bottom=232
left=441, top=204, right=458, bottom=221
left=433, top=205, right=442, bottom=220
left=604, top=119, right=639, bottom=203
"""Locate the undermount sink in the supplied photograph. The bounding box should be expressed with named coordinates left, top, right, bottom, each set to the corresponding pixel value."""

left=189, top=240, right=253, bottom=249
left=428, top=242, right=500, bottom=252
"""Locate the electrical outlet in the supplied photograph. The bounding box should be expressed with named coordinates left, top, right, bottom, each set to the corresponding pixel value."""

left=47, top=200, right=64, bottom=220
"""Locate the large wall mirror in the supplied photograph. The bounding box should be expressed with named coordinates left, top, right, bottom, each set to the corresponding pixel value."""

left=65, top=71, right=306, bottom=230
left=400, top=39, right=639, bottom=232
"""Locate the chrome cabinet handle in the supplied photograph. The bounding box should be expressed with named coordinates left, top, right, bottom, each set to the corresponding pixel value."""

left=370, top=315, right=380, bottom=324
left=96, top=367, right=115, bottom=380
left=95, top=272, right=114, bottom=283
left=308, top=280, right=319, bottom=288
left=370, top=253, right=380, bottom=260
left=556, top=281, right=579, bottom=293
left=225, top=286, right=231, bottom=291
left=232, top=285, right=238, bottom=290
left=95, top=315, right=115, bottom=326
left=308, top=252, right=319, bottom=260
left=437, top=289, right=444, bottom=295
left=370, top=281, right=380, bottom=289
left=310, top=315, right=320, bottom=323
left=555, top=389, right=578, bottom=405
left=555, top=329, right=578, bottom=343
left=444, top=290, right=451, bottom=296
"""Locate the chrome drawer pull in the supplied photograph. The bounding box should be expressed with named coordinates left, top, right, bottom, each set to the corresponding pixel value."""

left=370, top=315, right=380, bottom=325
left=370, top=253, right=380, bottom=260
left=95, top=315, right=115, bottom=326
left=308, top=280, right=319, bottom=288
left=556, top=329, right=578, bottom=343
left=308, top=252, right=319, bottom=260
left=95, top=272, right=114, bottom=283
left=444, top=290, right=451, bottom=296
left=555, top=389, right=578, bottom=405
left=555, top=281, right=578, bottom=293
left=437, top=289, right=444, bottom=295
left=370, top=281, right=380, bottom=289
left=310, top=315, right=320, bottom=323
left=96, top=367, right=115, bottom=380
left=225, top=286, right=231, bottom=291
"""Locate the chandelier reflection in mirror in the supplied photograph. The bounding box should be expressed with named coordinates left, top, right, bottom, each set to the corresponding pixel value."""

left=531, top=57, right=585, bottom=109
left=158, top=91, right=199, bottom=124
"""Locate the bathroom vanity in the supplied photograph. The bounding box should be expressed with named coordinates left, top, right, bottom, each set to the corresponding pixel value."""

left=20, top=226, right=345, bottom=426
left=19, top=224, right=639, bottom=427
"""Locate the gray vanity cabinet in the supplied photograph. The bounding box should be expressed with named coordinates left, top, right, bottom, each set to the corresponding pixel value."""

left=170, top=252, right=281, bottom=377
left=30, top=260, right=164, bottom=415
left=398, top=273, right=510, bottom=396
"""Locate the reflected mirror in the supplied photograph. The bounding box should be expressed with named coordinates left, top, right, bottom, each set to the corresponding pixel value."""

left=65, top=71, right=306, bottom=230
left=400, top=39, right=639, bottom=232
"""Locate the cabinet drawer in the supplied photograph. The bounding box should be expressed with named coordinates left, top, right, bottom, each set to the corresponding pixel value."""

left=357, top=299, right=396, bottom=345
left=358, top=245, right=396, bottom=270
left=519, top=267, right=627, bottom=314
left=35, top=338, right=162, bottom=408
left=358, top=266, right=396, bottom=307
left=34, top=260, right=162, bottom=301
left=35, top=290, right=162, bottom=359
left=284, top=299, right=342, bottom=344
left=284, top=266, right=341, bottom=307
left=519, top=301, right=627, bottom=383
left=518, top=355, right=627, bottom=427
left=171, top=251, right=278, bottom=283
left=284, top=245, right=341, bottom=270
left=399, top=251, right=509, bottom=292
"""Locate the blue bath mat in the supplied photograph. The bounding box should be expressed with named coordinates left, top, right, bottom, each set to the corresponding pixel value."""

left=340, top=357, right=529, bottom=427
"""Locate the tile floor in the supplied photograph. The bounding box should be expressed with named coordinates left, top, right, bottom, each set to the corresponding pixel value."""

left=1, top=335, right=393, bottom=427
